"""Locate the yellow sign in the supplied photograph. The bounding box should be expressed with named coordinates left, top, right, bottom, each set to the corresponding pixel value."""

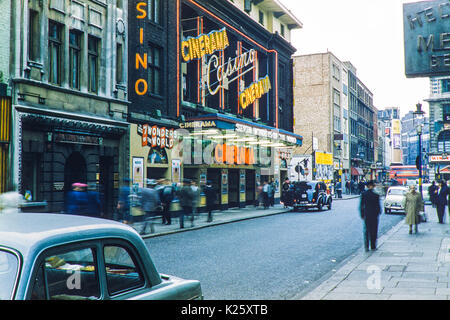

left=239, top=76, right=271, bottom=110
left=315, top=152, right=333, bottom=165
left=392, top=119, right=401, bottom=134
left=181, top=28, right=230, bottom=63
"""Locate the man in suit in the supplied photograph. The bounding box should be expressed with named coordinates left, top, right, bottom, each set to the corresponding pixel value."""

left=360, top=180, right=381, bottom=251
left=436, top=180, right=448, bottom=224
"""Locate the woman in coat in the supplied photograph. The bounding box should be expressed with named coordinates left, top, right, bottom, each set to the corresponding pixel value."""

left=404, top=184, right=424, bottom=234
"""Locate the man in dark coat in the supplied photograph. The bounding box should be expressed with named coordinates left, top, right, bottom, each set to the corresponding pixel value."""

left=177, top=179, right=195, bottom=229
left=360, top=180, right=381, bottom=251
left=203, top=181, right=217, bottom=223
left=428, top=181, right=438, bottom=208
left=436, top=180, right=448, bottom=224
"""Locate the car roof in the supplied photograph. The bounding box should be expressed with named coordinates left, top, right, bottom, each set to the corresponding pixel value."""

left=0, top=213, right=142, bottom=256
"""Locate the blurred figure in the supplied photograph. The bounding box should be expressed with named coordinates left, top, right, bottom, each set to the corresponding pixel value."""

left=191, top=180, right=200, bottom=217
left=140, top=179, right=160, bottom=235
left=203, top=180, right=216, bottom=222
left=262, top=181, right=270, bottom=209
left=360, top=180, right=381, bottom=251
left=345, top=180, right=350, bottom=195
left=0, top=191, right=25, bottom=214
left=86, top=183, right=102, bottom=218
left=436, top=180, right=448, bottom=224
left=117, top=179, right=131, bottom=224
left=65, top=183, right=89, bottom=216
left=268, top=178, right=275, bottom=207
left=177, top=179, right=194, bottom=228
left=404, top=184, right=424, bottom=234
left=335, top=180, right=342, bottom=199
left=255, top=182, right=262, bottom=208
left=159, top=179, right=175, bottom=225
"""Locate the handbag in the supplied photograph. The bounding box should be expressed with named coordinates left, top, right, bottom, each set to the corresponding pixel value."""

left=419, top=211, right=427, bottom=223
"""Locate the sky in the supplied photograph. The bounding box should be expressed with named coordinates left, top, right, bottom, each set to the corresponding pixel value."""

left=279, top=0, right=430, bottom=118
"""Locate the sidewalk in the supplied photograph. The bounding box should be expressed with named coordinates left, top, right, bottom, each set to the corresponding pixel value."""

left=299, top=204, right=450, bottom=300
left=133, top=194, right=359, bottom=239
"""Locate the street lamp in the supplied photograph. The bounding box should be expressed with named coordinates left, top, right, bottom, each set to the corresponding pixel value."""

left=413, top=102, right=425, bottom=199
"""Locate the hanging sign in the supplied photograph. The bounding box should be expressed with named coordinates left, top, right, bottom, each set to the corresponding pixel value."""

left=141, top=124, right=174, bottom=149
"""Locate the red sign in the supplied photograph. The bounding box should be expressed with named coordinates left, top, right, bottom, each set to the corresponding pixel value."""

left=142, top=124, right=174, bottom=149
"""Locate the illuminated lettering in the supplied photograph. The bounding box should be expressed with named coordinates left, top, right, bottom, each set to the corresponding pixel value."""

left=239, top=76, right=271, bottom=110
left=136, top=2, right=147, bottom=19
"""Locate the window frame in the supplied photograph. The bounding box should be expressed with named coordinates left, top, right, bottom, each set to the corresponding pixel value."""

left=147, top=44, right=163, bottom=97
left=88, top=35, right=100, bottom=93
left=69, top=29, right=82, bottom=90
left=48, top=20, right=63, bottom=85
left=28, top=9, right=41, bottom=63
left=148, top=0, right=162, bottom=25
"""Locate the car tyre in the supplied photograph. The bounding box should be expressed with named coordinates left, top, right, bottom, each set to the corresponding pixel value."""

left=327, top=199, right=332, bottom=210
left=317, top=201, right=323, bottom=211
left=384, top=207, right=391, bottom=214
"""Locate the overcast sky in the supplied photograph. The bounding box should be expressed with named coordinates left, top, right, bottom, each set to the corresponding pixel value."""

left=279, top=0, right=430, bottom=117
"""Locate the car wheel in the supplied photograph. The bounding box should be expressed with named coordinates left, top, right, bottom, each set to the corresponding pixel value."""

left=317, top=202, right=323, bottom=211
left=328, top=200, right=332, bottom=210
left=384, top=207, right=391, bottom=214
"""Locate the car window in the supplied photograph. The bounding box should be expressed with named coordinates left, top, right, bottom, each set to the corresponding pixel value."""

left=31, top=247, right=100, bottom=300
left=0, top=249, right=19, bottom=300
left=389, top=189, right=406, bottom=196
left=104, top=245, right=145, bottom=296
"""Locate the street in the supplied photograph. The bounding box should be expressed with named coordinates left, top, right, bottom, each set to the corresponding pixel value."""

left=144, top=197, right=404, bottom=300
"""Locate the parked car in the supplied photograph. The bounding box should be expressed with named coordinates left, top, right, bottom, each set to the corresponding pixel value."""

left=0, top=213, right=203, bottom=300
left=286, top=181, right=332, bottom=212
left=384, top=186, right=408, bottom=214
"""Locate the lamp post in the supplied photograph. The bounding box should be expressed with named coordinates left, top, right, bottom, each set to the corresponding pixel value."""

left=413, top=102, right=425, bottom=199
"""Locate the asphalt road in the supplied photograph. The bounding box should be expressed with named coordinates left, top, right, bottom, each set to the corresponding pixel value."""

left=144, top=198, right=404, bottom=300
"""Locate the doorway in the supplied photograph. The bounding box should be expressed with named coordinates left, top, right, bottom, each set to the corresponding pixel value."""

left=99, top=156, right=114, bottom=219
left=207, top=169, right=221, bottom=210
left=228, top=169, right=239, bottom=208
left=64, top=152, right=87, bottom=193
left=246, top=170, right=255, bottom=206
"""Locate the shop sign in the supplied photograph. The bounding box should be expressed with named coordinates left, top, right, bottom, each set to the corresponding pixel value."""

left=315, top=152, right=333, bottom=166
left=430, top=154, right=449, bottom=162
left=403, top=0, right=450, bottom=77
left=181, top=28, right=230, bottom=62
left=54, top=133, right=100, bottom=145
left=141, top=124, right=174, bottom=149
left=179, top=120, right=216, bottom=129
left=235, top=123, right=297, bottom=144
left=214, top=144, right=255, bottom=165
left=239, top=76, right=271, bottom=110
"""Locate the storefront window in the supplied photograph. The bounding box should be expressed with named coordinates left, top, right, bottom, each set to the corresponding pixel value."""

left=148, top=148, right=168, bottom=164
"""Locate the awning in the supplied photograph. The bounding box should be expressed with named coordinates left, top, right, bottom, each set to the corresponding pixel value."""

left=351, top=167, right=364, bottom=176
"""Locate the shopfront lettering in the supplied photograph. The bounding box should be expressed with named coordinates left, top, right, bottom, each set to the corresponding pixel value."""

left=135, top=2, right=148, bottom=96
left=142, top=124, right=174, bottom=149
left=214, top=144, right=255, bottom=165
left=239, top=76, right=271, bottom=110
left=181, top=28, right=230, bottom=63
left=179, top=120, right=216, bottom=129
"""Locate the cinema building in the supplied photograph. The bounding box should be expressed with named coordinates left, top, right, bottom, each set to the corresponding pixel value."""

left=128, top=0, right=302, bottom=209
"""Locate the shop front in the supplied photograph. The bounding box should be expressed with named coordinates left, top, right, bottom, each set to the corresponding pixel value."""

left=0, top=96, right=11, bottom=193
left=177, top=114, right=302, bottom=210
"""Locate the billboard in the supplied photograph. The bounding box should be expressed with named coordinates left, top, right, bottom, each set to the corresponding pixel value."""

left=403, top=1, right=450, bottom=77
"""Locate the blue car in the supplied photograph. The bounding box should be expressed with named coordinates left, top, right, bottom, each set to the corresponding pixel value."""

left=0, top=213, right=202, bottom=300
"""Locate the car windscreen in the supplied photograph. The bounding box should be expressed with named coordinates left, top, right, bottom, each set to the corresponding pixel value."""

left=0, top=249, right=19, bottom=300
left=293, top=182, right=312, bottom=191
left=389, top=189, right=406, bottom=195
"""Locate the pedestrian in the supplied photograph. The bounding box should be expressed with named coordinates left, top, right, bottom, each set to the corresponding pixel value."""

left=177, top=179, right=195, bottom=228
left=159, top=179, right=175, bottom=225
left=140, top=179, right=160, bottom=235
left=203, top=180, right=216, bottom=222
left=255, top=183, right=263, bottom=207
left=359, top=180, right=381, bottom=251
left=404, top=184, right=424, bottom=234
left=86, top=183, right=102, bottom=218
left=65, top=182, right=89, bottom=216
left=336, top=180, right=342, bottom=199
left=262, top=180, right=270, bottom=209
left=345, top=180, right=350, bottom=195
left=191, top=180, right=200, bottom=217
left=117, top=179, right=131, bottom=224
left=428, top=181, right=438, bottom=208
left=281, top=178, right=291, bottom=208
left=436, top=180, right=448, bottom=224
left=358, top=180, right=365, bottom=195
left=268, top=178, right=275, bottom=207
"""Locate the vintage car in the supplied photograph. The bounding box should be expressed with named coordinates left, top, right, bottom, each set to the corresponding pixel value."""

left=384, top=186, right=408, bottom=214
left=0, top=213, right=203, bottom=300
left=286, top=181, right=332, bottom=212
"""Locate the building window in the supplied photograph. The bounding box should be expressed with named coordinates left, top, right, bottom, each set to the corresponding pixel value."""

left=48, top=20, right=63, bottom=85
left=88, top=36, right=100, bottom=93
left=116, top=43, right=123, bottom=84
left=28, top=10, right=40, bottom=62
left=116, top=0, right=123, bottom=8
left=69, top=30, right=81, bottom=90
left=148, top=45, right=162, bottom=96
left=148, top=0, right=161, bottom=24
left=259, top=10, right=264, bottom=25
left=442, top=79, right=450, bottom=93
left=280, top=24, right=285, bottom=37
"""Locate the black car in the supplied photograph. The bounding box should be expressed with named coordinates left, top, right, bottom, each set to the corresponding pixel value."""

left=285, top=181, right=332, bottom=212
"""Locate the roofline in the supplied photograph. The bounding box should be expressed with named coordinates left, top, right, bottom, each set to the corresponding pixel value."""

left=271, top=0, right=303, bottom=29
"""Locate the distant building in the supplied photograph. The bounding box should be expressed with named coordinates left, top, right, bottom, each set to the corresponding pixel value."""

left=400, top=111, right=429, bottom=172
left=378, top=107, right=402, bottom=166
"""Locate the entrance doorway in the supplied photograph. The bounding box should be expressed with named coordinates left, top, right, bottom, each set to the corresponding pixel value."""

left=99, top=156, right=114, bottom=219
left=64, top=152, right=87, bottom=193
left=207, top=169, right=221, bottom=210
left=228, top=169, right=239, bottom=208
left=246, top=170, right=255, bottom=205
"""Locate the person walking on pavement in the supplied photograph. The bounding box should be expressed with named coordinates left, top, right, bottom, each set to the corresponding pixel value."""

left=360, top=180, right=381, bottom=251
left=262, top=180, right=270, bottom=209
left=140, top=179, right=160, bottom=235
left=191, top=180, right=200, bottom=217
left=428, top=181, right=438, bottom=208
left=159, top=179, right=175, bottom=225
left=404, top=184, right=424, bottom=234
left=268, top=178, right=275, bottom=207
left=177, top=179, right=195, bottom=228
left=436, top=180, right=448, bottom=224
left=203, top=180, right=216, bottom=222
left=281, top=178, right=291, bottom=208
